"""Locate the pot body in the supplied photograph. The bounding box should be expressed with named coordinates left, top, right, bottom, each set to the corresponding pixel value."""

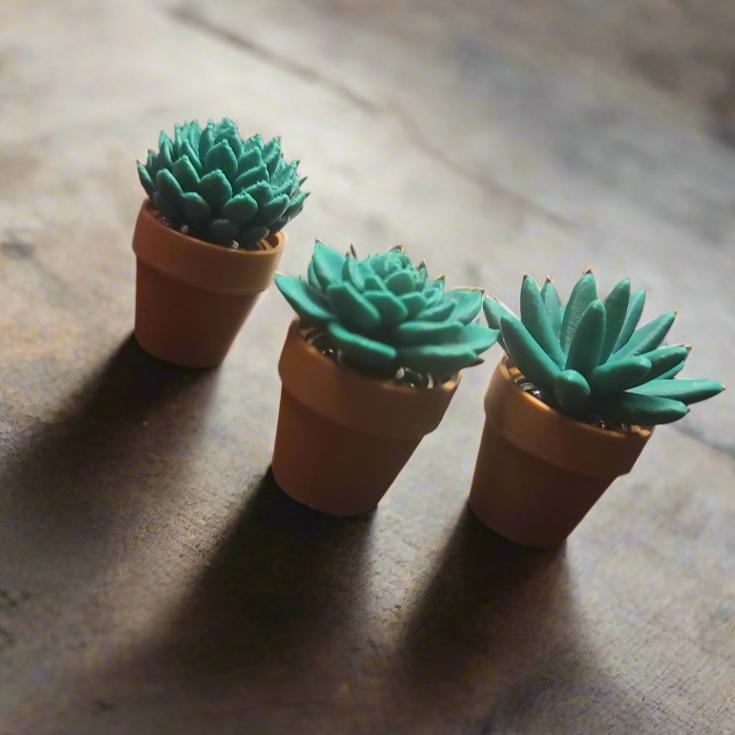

left=469, top=359, right=651, bottom=547
left=132, top=202, right=285, bottom=367
left=272, top=321, right=459, bottom=516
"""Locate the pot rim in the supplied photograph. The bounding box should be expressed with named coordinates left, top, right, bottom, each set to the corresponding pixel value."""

left=278, top=319, right=459, bottom=439
left=132, top=200, right=285, bottom=295
left=485, top=358, right=651, bottom=478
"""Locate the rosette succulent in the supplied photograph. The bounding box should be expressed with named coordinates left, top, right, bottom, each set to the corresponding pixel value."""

left=137, top=118, right=307, bottom=249
left=275, top=242, right=498, bottom=381
left=484, top=271, right=724, bottom=426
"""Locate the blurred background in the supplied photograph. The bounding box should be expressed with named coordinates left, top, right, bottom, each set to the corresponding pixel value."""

left=1, top=2, right=734, bottom=734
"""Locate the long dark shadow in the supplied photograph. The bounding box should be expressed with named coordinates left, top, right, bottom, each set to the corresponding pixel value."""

left=0, top=333, right=218, bottom=539
left=143, top=470, right=374, bottom=679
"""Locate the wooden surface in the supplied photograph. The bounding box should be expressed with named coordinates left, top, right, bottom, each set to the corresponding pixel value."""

left=1, top=1, right=734, bottom=733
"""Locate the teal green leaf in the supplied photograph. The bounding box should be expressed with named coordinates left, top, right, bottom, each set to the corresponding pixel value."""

left=263, top=137, right=282, bottom=175
left=446, top=289, right=483, bottom=324
left=312, top=241, right=345, bottom=290
left=237, top=147, right=262, bottom=175
left=560, top=271, right=597, bottom=351
left=363, top=289, right=408, bottom=326
left=629, top=379, right=724, bottom=405
left=500, top=316, right=561, bottom=389
left=658, top=362, right=686, bottom=380
left=204, top=140, right=238, bottom=182
left=239, top=225, right=270, bottom=247
left=398, top=344, right=482, bottom=379
left=565, top=299, right=606, bottom=374
left=137, top=163, right=154, bottom=197
left=198, top=123, right=214, bottom=161
left=198, top=170, right=233, bottom=212
left=180, top=192, right=211, bottom=229
left=307, top=259, right=321, bottom=290
left=541, top=278, right=563, bottom=336
left=342, top=255, right=366, bottom=290
left=600, top=278, right=631, bottom=362
left=256, top=194, right=289, bottom=225
left=589, top=357, right=651, bottom=395
left=394, top=320, right=464, bottom=346
left=639, top=345, right=689, bottom=382
left=158, top=138, right=174, bottom=169
left=385, top=270, right=415, bottom=295
left=457, top=323, right=499, bottom=354
left=520, top=275, right=565, bottom=367
left=208, top=219, right=238, bottom=244
left=275, top=275, right=332, bottom=326
left=154, top=169, right=183, bottom=221
left=400, top=292, right=428, bottom=317
left=235, top=163, right=268, bottom=192
left=327, top=282, right=381, bottom=332
left=180, top=141, right=202, bottom=174
left=613, top=289, right=646, bottom=352
left=483, top=297, right=516, bottom=330
left=172, top=156, right=200, bottom=192
left=417, top=301, right=455, bottom=322
left=221, top=192, right=258, bottom=227
left=600, top=393, right=688, bottom=425
left=553, top=370, right=591, bottom=413
left=612, top=311, right=676, bottom=360
left=328, top=323, right=396, bottom=369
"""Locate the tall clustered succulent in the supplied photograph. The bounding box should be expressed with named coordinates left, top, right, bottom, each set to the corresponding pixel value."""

left=484, top=271, right=724, bottom=426
left=137, top=118, right=308, bottom=249
left=275, top=242, right=498, bottom=382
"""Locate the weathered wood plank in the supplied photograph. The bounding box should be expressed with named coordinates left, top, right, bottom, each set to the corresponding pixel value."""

left=1, top=1, right=733, bottom=733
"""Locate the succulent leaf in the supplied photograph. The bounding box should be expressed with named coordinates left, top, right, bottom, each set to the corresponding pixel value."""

left=600, top=278, right=631, bottom=362
left=327, top=282, right=382, bottom=332
left=612, top=310, right=676, bottom=361
left=629, top=379, right=724, bottom=405
left=137, top=118, right=306, bottom=247
left=614, top=289, right=646, bottom=352
left=589, top=357, right=652, bottom=395
left=275, top=275, right=332, bottom=326
left=520, top=276, right=565, bottom=366
left=540, top=278, right=563, bottom=336
left=446, top=289, right=484, bottom=324
left=599, top=393, right=688, bottom=425
left=560, top=271, right=597, bottom=351
left=500, top=317, right=560, bottom=388
left=221, top=192, right=258, bottom=227
left=565, top=300, right=606, bottom=374
left=488, top=272, right=721, bottom=426
left=638, top=344, right=689, bottom=382
left=394, top=321, right=464, bottom=346
left=278, top=242, right=496, bottom=380
left=553, top=370, right=591, bottom=413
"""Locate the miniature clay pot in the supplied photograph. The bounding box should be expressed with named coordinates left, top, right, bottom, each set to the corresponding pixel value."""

left=469, top=359, right=652, bottom=548
left=132, top=202, right=285, bottom=368
left=272, top=320, right=459, bottom=516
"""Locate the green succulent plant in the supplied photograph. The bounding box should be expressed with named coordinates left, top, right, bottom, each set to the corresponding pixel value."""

left=484, top=271, right=724, bottom=426
left=275, top=242, right=498, bottom=381
left=137, top=118, right=308, bottom=250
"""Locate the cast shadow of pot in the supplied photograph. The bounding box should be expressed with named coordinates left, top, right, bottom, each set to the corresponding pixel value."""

left=1, top=334, right=218, bottom=539
left=150, top=470, right=374, bottom=679
left=392, top=507, right=584, bottom=729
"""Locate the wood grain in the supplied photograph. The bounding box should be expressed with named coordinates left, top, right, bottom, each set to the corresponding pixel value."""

left=1, top=1, right=733, bottom=733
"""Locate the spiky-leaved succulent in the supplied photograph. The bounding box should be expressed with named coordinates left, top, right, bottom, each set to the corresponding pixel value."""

left=276, top=242, right=498, bottom=382
left=484, top=271, right=723, bottom=426
left=137, top=118, right=307, bottom=249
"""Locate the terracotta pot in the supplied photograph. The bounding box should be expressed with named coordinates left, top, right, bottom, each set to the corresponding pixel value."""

left=272, top=321, right=459, bottom=516
left=469, top=359, right=652, bottom=548
left=132, top=201, right=285, bottom=367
